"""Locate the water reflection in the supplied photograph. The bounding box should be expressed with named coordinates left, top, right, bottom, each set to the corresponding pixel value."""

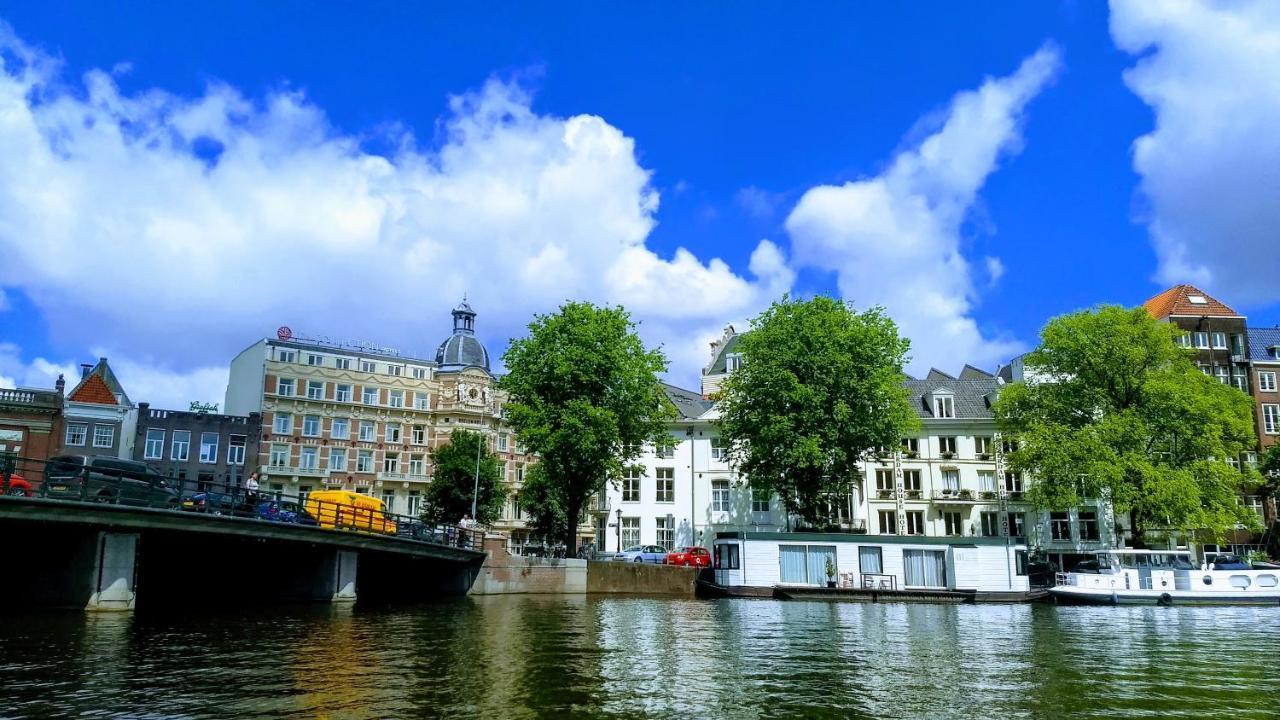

left=1, top=598, right=1277, bottom=719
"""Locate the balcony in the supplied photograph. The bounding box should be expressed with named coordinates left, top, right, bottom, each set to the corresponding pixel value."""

left=294, top=465, right=328, bottom=478
left=593, top=495, right=611, bottom=514
left=933, top=489, right=976, bottom=503
left=0, top=387, right=62, bottom=411
left=377, top=471, right=408, bottom=482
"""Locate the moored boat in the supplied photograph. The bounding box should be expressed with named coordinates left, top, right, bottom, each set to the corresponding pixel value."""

left=1050, top=549, right=1280, bottom=606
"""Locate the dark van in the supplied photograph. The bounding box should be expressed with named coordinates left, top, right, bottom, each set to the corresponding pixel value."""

left=43, top=455, right=178, bottom=509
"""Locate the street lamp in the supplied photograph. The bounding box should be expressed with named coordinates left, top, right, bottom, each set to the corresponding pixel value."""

left=615, top=507, right=623, bottom=553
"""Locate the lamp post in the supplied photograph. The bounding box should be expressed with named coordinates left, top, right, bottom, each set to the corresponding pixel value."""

left=615, top=507, right=623, bottom=553
left=470, top=428, right=482, bottom=521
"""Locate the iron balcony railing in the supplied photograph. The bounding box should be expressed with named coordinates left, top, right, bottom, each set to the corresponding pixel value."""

left=0, top=454, right=483, bottom=552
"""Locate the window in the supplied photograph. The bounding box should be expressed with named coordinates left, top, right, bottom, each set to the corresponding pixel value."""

left=655, top=467, right=675, bottom=502
left=389, top=390, right=404, bottom=408
left=716, top=543, right=741, bottom=570
left=1260, top=372, right=1277, bottom=392
left=875, top=469, right=894, bottom=496
left=1211, top=332, right=1227, bottom=350
left=277, top=378, right=295, bottom=397
left=356, top=450, right=374, bottom=473
left=380, top=490, right=396, bottom=513
left=656, top=517, right=674, bottom=550
left=199, top=432, right=219, bottom=463
left=273, top=412, right=293, bottom=434
left=407, top=491, right=421, bottom=516
left=1001, top=438, right=1019, bottom=454
left=510, top=495, right=522, bottom=520
left=306, top=381, right=324, bottom=400
left=171, top=430, right=191, bottom=461
left=1232, top=334, right=1245, bottom=355
left=412, top=425, right=426, bottom=444
left=656, top=443, right=675, bottom=459
left=277, top=350, right=297, bottom=363
left=940, top=469, right=960, bottom=493
left=1079, top=510, right=1099, bottom=541
left=516, top=465, right=525, bottom=483
left=938, top=436, right=957, bottom=456
left=144, top=429, right=164, bottom=459
left=752, top=489, right=770, bottom=513
left=335, top=357, right=351, bottom=370
left=978, top=470, right=996, bottom=494
left=360, top=361, right=376, bottom=373
left=859, top=546, right=882, bottom=574
left=409, top=454, right=426, bottom=476
left=307, top=354, right=323, bottom=366
left=620, top=517, right=641, bottom=548
left=361, top=387, right=378, bottom=405
left=359, top=421, right=375, bottom=442
left=1267, top=405, right=1280, bottom=434
left=228, top=435, right=246, bottom=465
left=712, top=479, right=731, bottom=512
left=711, top=437, right=726, bottom=460
left=269, top=444, right=289, bottom=467
left=413, top=392, right=430, bottom=410
left=92, top=425, right=114, bottom=448
left=1193, top=332, right=1209, bottom=349
left=726, top=353, right=743, bottom=372
left=934, top=395, right=955, bottom=418
left=903, top=549, right=946, bottom=588
left=1233, top=369, right=1248, bottom=392
left=497, top=433, right=509, bottom=452
left=300, top=446, right=318, bottom=470
left=335, top=384, right=353, bottom=403
left=901, top=438, right=919, bottom=455
left=1176, top=332, right=1191, bottom=347
left=622, top=467, right=641, bottom=502
left=1215, top=366, right=1229, bottom=384
left=331, top=418, right=349, bottom=439
left=902, top=470, right=921, bottom=494
left=904, top=510, right=925, bottom=535
left=412, top=367, right=427, bottom=380
left=943, top=511, right=964, bottom=536
left=1004, top=472, right=1023, bottom=494
left=1050, top=511, right=1072, bottom=541
left=329, top=449, right=348, bottom=472
left=975, top=437, right=992, bottom=456
left=387, top=365, right=402, bottom=377
left=980, top=511, right=1000, bottom=537
left=778, top=545, right=836, bottom=586
left=65, top=423, right=87, bottom=446
left=385, top=422, right=401, bottom=443
left=303, top=415, right=321, bottom=437
left=383, top=453, right=400, bottom=474
left=878, top=510, right=897, bottom=534
left=299, top=485, right=313, bottom=506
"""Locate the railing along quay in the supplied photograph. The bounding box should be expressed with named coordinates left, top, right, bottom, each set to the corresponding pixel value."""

left=0, top=455, right=483, bottom=552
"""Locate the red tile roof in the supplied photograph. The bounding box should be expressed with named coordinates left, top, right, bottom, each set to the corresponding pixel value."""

left=68, top=373, right=118, bottom=405
left=1142, top=284, right=1241, bottom=319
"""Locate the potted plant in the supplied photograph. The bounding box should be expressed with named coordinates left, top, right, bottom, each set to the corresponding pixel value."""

left=825, top=557, right=838, bottom=588
left=958, top=489, right=974, bottom=500
left=981, top=490, right=997, bottom=500
left=977, top=452, right=991, bottom=461
left=941, top=451, right=955, bottom=460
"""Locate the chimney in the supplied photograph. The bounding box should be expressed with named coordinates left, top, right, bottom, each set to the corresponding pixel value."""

left=139, top=401, right=150, bottom=417
left=79, top=363, right=92, bottom=380
left=55, top=374, right=65, bottom=395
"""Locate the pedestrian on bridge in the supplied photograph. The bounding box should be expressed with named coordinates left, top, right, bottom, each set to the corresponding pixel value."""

left=244, top=471, right=260, bottom=508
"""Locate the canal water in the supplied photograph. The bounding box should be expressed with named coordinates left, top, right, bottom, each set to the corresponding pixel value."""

left=1, top=597, right=1276, bottom=719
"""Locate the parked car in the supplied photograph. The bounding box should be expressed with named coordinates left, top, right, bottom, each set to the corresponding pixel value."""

left=182, top=490, right=237, bottom=515
left=304, top=489, right=397, bottom=535
left=43, top=455, right=178, bottom=508
left=614, top=545, right=669, bottom=563
left=256, top=499, right=318, bottom=525
left=2, top=473, right=32, bottom=497
left=665, top=546, right=711, bottom=567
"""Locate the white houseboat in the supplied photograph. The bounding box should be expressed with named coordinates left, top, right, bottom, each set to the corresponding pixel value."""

left=708, top=531, right=1037, bottom=602
left=1050, top=549, right=1280, bottom=606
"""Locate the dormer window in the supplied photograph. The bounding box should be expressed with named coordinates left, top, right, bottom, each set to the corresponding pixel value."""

left=726, top=353, right=743, bottom=372
left=934, top=395, right=955, bottom=418
left=1188, top=295, right=1207, bottom=305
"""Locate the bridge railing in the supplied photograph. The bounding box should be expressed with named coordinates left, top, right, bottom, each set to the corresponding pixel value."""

left=0, top=454, right=483, bottom=552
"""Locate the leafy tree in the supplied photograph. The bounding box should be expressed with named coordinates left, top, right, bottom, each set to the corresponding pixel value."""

left=499, top=302, right=675, bottom=550
left=994, top=305, right=1259, bottom=543
left=422, top=430, right=506, bottom=526
left=1261, top=445, right=1280, bottom=496
left=717, top=295, right=918, bottom=527
left=515, top=464, right=566, bottom=543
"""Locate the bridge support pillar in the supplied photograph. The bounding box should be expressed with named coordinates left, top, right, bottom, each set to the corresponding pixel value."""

left=86, top=532, right=139, bottom=612
left=332, top=550, right=358, bottom=603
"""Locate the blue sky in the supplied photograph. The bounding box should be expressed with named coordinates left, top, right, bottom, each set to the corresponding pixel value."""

left=1, top=1, right=1278, bottom=407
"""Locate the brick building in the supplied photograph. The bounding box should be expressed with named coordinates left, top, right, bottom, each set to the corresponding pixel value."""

left=0, top=376, right=66, bottom=485
left=63, top=358, right=137, bottom=461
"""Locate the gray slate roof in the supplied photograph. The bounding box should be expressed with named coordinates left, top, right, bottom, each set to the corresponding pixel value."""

left=435, top=334, right=490, bottom=371
left=903, top=376, right=1001, bottom=420
left=1247, top=328, right=1280, bottom=362
left=662, top=382, right=713, bottom=419
left=704, top=333, right=741, bottom=376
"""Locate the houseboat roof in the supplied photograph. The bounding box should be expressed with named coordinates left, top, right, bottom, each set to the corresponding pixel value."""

left=716, top=531, right=1026, bottom=547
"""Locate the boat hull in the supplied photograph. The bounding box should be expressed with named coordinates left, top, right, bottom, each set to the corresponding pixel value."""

left=1051, top=585, right=1280, bottom=606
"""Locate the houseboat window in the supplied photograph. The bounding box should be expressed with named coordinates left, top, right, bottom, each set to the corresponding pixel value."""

left=1229, top=575, right=1251, bottom=589
left=903, top=549, right=946, bottom=588
left=779, top=545, right=837, bottom=585
left=859, top=546, right=882, bottom=574
left=1016, top=550, right=1029, bottom=576
left=715, top=543, right=740, bottom=570
left=1256, top=575, right=1277, bottom=588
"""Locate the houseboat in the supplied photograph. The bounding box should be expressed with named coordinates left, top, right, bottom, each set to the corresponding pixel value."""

left=708, top=531, right=1040, bottom=603
left=1050, top=549, right=1280, bottom=606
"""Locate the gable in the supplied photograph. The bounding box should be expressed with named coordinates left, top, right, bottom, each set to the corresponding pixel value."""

left=69, top=374, right=119, bottom=405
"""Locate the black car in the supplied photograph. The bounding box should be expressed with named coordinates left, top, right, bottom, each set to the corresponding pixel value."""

left=182, top=490, right=238, bottom=515
left=43, top=455, right=178, bottom=509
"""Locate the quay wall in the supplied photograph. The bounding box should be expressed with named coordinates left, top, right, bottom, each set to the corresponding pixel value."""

left=586, top=560, right=697, bottom=596
left=468, top=536, right=697, bottom=596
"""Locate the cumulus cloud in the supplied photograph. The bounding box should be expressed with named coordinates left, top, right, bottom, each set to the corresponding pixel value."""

left=1110, top=0, right=1280, bottom=305
left=0, top=22, right=788, bottom=397
left=784, top=45, right=1060, bottom=374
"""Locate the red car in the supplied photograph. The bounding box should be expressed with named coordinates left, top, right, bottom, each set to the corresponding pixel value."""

left=2, top=474, right=32, bottom=497
left=665, top=546, right=711, bottom=568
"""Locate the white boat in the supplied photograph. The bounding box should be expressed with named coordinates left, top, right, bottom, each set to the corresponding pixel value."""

left=1050, top=549, right=1280, bottom=606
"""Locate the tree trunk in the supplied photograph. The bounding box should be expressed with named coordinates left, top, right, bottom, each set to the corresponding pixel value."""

left=1128, top=507, right=1146, bottom=549
left=564, top=498, right=582, bottom=557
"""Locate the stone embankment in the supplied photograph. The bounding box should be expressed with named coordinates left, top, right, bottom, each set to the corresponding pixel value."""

left=469, top=535, right=696, bottom=596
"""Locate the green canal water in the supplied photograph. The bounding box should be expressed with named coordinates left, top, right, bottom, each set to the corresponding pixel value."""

left=1, top=597, right=1276, bottom=719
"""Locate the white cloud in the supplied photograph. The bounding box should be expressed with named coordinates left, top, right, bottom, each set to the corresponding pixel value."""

left=0, top=23, right=784, bottom=395
left=735, top=186, right=784, bottom=220
left=1110, top=0, right=1280, bottom=306
left=0, top=343, right=219, bottom=408
left=784, top=45, right=1060, bottom=374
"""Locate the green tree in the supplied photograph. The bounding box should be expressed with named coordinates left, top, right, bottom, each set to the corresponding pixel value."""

left=994, top=305, right=1259, bottom=543
left=423, top=430, right=507, bottom=526
left=499, top=302, right=675, bottom=551
left=717, top=295, right=918, bottom=527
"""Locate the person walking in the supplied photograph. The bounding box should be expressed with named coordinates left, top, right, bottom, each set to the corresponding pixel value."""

left=244, top=470, right=260, bottom=514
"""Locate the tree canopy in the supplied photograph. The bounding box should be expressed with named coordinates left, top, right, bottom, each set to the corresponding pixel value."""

left=422, top=429, right=506, bottom=526
left=717, top=295, right=918, bottom=527
left=499, top=302, right=675, bottom=550
left=994, top=305, right=1259, bottom=542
